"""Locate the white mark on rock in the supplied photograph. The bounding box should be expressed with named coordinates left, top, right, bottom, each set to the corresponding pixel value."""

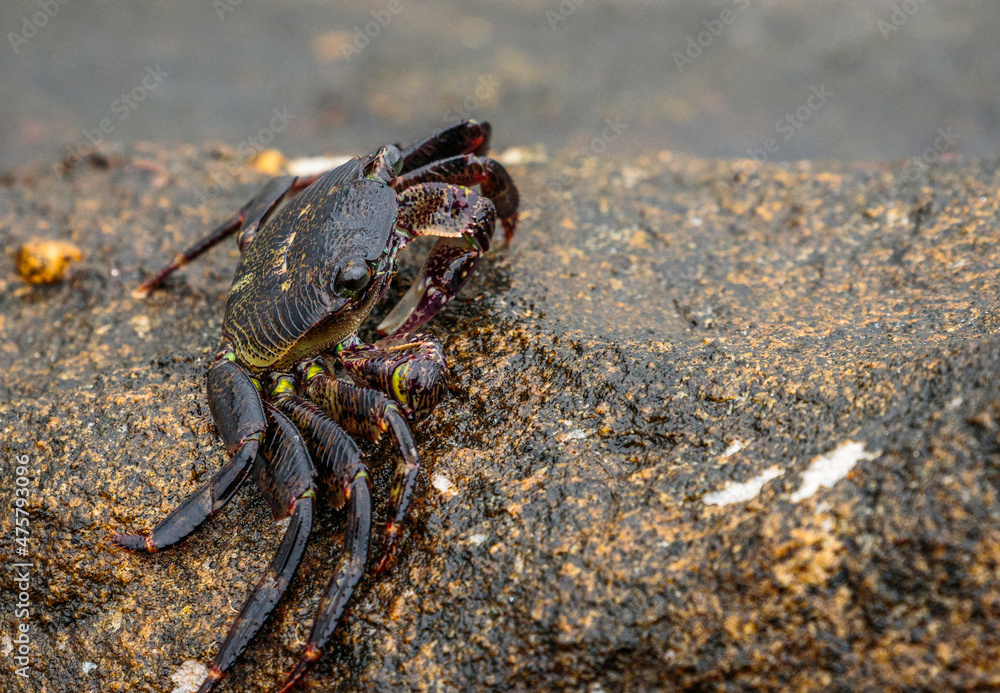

left=621, top=165, right=646, bottom=189
left=287, top=155, right=352, bottom=177
left=497, top=146, right=547, bottom=165
left=130, top=314, right=151, bottom=338
left=82, top=662, right=98, bottom=675
left=467, top=533, right=488, bottom=545
left=947, top=396, right=963, bottom=410
left=720, top=439, right=747, bottom=459
left=790, top=441, right=879, bottom=503
left=563, top=428, right=588, bottom=441
left=1, top=634, right=12, bottom=656
left=432, top=473, right=458, bottom=500
left=703, top=466, right=784, bottom=506
left=171, top=660, right=208, bottom=693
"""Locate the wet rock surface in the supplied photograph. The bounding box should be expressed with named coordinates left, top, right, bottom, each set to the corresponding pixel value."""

left=1, top=144, right=999, bottom=691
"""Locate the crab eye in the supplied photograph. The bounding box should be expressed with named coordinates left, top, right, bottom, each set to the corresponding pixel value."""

left=364, top=145, right=404, bottom=182
left=386, top=146, right=404, bottom=175
left=335, top=259, right=371, bottom=296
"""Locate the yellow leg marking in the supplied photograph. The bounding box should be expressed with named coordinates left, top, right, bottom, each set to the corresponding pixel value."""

left=392, top=362, right=411, bottom=405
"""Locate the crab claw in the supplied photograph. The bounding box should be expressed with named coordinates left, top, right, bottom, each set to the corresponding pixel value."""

left=377, top=237, right=482, bottom=336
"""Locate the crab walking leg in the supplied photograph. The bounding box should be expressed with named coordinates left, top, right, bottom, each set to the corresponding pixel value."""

left=111, top=444, right=257, bottom=552
left=269, top=388, right=373, bottom=693
left=136, top=173, right=323, bottom=297
left=395, top=154, right=519, bottom=242
left=378, top=183, right=497, bottom=336
left=298, top=360, right=419, bottom=572
left=338, top=333, right=448, bottom=422
left=271, top=389, right=366, bottom=508
left=196, top=403, right=318, bottom=693
left=398, top=119, right=493, bottom=174
left=112, top=356, right=266, bottom=551
left=278, top=474, right=368, bottom=693
left=196, top=499, right=312, bottom=693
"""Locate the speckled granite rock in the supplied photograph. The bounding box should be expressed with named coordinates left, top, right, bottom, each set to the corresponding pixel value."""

left=1, top=144, right=998, bottom=692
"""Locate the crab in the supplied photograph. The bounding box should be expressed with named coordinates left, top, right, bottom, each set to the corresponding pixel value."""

left=112, top=121, right=519, bottom=692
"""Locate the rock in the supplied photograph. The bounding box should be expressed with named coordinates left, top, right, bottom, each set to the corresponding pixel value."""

left=249, top=150, right=287, bottom=177
left=1, top=143, right=999, bottom=691
left=15, top=239, right=83, bottom=285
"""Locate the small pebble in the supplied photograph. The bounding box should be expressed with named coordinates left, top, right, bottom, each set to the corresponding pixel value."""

left=250, top=149, right=287, bottom=176
left=16, top=239, right=83, bottom=284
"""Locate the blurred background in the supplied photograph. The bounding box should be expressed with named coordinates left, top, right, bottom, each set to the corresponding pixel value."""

left=2, top=0, right=998, bottom=170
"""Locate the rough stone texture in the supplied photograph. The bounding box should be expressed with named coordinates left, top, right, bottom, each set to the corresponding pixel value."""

left=1, top=143, right=999, bottom=692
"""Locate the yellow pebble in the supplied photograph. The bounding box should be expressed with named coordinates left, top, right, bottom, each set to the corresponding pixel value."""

left=251, top=149, right=287, bottom=176
left=16, top=239, right=83, bottom=284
